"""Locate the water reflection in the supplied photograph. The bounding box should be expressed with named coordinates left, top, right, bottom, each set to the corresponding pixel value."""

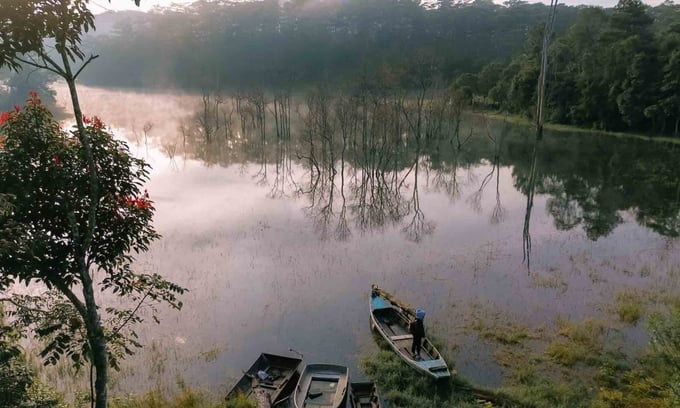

left=168, top=89, right=679, bottom=246
left=522, top=140, right=540, bottom=272
left=52, top=84, right=680, bottom=392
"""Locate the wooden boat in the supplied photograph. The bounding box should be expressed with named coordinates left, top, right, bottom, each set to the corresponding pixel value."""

left=349, top=382, right=381, bottom=408
left=226, top=353, right=303, bottom=408
left=369, top=284, right=451, bottom=379
left=293, top=364, right=348, bottom=408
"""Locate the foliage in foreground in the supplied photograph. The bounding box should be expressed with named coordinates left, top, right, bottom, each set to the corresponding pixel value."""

left=107, top=388, right=222, bottom=408
left=0, top=93, right=185, bottom=407
left=0, top=312, right=66, bottom=408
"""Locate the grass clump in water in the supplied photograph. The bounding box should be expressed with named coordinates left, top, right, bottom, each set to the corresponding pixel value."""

left=545, top=319, right=604, bottom=366
left=615, top=291, right=644, bottom=325
left=467, top=316, right=531, bottom=345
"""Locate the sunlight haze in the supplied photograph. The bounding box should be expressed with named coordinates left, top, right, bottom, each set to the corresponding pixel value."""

left=90, top=0, right=668, bottom=14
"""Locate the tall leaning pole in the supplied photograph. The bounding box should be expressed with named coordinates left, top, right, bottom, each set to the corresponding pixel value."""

left=535, top=0, right=559, bottom=140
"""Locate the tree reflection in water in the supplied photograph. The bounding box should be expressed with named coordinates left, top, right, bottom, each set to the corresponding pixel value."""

left=522, top=139, right=540, bottom=272
left=169, top=87, right=680, bottom=252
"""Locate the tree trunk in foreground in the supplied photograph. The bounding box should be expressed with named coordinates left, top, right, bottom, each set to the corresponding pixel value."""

left=61, top=54, right=107, bottom=408
left=82, top=272, right=108, bottom=408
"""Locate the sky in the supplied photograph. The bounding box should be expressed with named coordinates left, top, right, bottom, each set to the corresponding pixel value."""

left=88, top=0, right=667, bottom=14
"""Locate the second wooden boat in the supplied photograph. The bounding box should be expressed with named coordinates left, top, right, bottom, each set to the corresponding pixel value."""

left=293, top=364, right=349, bottom=408
left=226, top=353, right=303, bottom=407
left=369, top=284, right=451, bottom=379
left=349, top=382, right=381, bottom=408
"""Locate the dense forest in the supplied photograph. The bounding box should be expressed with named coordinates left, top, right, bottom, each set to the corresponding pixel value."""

left=471, top=0, right=680, bottom=135
left=80, top=0, right=582, bottom=88
left=2, top=0, right=678, bottom=133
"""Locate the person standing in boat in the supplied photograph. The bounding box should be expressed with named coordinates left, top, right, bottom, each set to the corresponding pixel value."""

left=409, top=308, right=426, bottom=359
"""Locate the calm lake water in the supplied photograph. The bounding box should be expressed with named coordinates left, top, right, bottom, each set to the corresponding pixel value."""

left=50, top=84, right=679, bottom=395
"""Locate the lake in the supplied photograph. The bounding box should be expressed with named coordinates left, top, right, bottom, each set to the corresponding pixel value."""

left=49, top=84, right=679, bottom=396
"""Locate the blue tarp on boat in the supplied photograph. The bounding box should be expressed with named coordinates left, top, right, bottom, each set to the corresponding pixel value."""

left=371, top=296, right=391, bottom=310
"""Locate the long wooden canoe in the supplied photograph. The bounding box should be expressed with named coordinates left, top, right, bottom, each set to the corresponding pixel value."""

left=349, top=382, right=382, bottom=408
left=293, top=364, right=348, bottom=408
left=369, top=284, right=451, bottom=379
left=226, top=353, right=303, bottom=408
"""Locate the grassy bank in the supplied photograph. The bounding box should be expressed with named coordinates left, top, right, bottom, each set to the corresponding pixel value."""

left=478, top=111, right=680, bottom=145
left=5, top=300, right=679, bottom=407
left=459, top=306, right=680, bottom=408
left=361, top=350, right=526, bottom=408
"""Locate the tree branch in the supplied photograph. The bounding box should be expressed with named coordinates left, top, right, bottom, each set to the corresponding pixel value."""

left=41, top=52, right=67, bottom=77
left=109, top=289, right=151, bottom=339
left=74, top=55, right=99, bottom=80
left=0, top=297, right=48, bottom=315
left=49, top=279, right=87, bottom=320
left=13, top=56, right=62, bottom=77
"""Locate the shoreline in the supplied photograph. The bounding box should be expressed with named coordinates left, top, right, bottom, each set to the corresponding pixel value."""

left=477, top=110, right=680, bottom=145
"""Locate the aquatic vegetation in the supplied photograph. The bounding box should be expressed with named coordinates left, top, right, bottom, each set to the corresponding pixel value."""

left=615, top=291, right=645, bottom=325
left=200, top=348, right=221, bottom=363
left=509, top=308, right=680, bottom=407
left=545, top=319, right=605, bottom=366
left=529, top=270, right=568, bottom=293
left=466, top=314, right=533, bottom=346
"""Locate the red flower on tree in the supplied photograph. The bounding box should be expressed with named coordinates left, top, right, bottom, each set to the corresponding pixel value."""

left=53, top=155, right=61, bottom=166
left=92, top=116, right=104, bottom=130
left=0, top=112, right=11, bottom=125
left=82, top=115, right=105, bottom=130
left=14, top=105, right=20, bottom=113
left=27, top=91, right=40, bottom=105
left=121, top=190, right=152, bottom=211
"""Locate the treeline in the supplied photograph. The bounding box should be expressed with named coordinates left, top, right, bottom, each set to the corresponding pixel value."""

left=464, top=0, right=680, bottom=136
left=81, top=0, right=581, bottom=89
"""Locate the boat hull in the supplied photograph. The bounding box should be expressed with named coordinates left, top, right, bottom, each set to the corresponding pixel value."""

left=293, top=364, right=349, bottom=408
left=349, top=382, right=382, bottom=408
left=226, top=353, right=303, bottom=407
left=369, top=285, right=451, bottom=379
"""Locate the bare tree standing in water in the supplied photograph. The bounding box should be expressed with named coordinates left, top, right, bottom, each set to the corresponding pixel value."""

left=524, top=0, right=559, bottom=270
